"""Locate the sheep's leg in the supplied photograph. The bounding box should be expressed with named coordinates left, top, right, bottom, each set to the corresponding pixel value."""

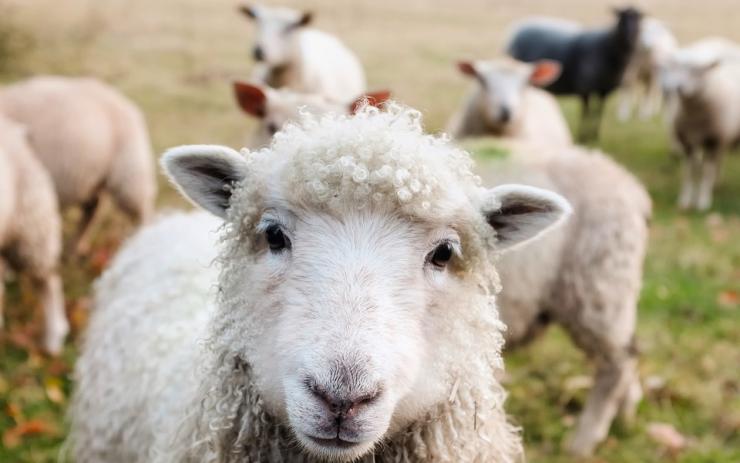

left=641, top=74, right=662, bottom=119
left=617, top=86, right=636, bottom=122
left=0, top=259, right=5, bottom=329
left=566, top=352, right=636, bottom=456
left=34, top=273, right=68, bottom=355
left=678, top=148, right=701, bottom=210
left=578, top=94, right=592, bottom=143
left=73, top=195, right=101, bottom=256
left=618, top=366, right=643, bottom=425
left=696, top=148, right=722, bottom=211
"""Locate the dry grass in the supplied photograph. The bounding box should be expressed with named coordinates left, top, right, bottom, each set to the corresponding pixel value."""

left=0, top=0, right=739, bottom=461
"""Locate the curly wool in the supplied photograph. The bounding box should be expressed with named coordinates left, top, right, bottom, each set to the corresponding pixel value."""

left=73, top=106, right=522, bottom=463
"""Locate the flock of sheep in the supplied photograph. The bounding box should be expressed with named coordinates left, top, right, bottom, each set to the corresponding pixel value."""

left=0, top=3, right=737, bottom=462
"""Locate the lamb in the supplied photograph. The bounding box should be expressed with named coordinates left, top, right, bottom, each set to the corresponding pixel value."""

left=233, top=81, right=390, bottom=147
left=617, top=17, right=677, bottom=121
left=0, top=115, right=67, bottom=355
left=239, top=4, right=366, bottom=104
left=0, top=76, right=157, bottom=254
left=71, top=104, right=574, bottom=462
left=660, top=38, right=740, bottom=210
left=447, top=58, right=572, bottom=146
left=475, top=139, right=651, bottom=456
left=506, top=7, right=643, bottom=142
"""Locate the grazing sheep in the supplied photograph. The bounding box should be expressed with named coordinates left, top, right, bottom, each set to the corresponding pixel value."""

left=0, top=76, right=156, bottom=254
left=661, top=38, right=740, bottom=210
left=617, top=17, right=677, bottom=121
left=239, top=4, right=366, bottom=104
left=71, top=105, right=575, bottom=462
left=507, top=7, right=643, bottom=142
left=233, top=81, right=390, bottom=147
left=0, top=115, right=67, bottom=355
left=447, top=58, right=572, bottom=146
left=475, top=139, right=651, bottom=456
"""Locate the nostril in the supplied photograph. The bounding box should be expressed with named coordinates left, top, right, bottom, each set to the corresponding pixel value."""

left=304, top=377, right=382, bottom=417
left=253, top=46, right=264, bottom=61
left=500, top=107, right=512, bottom=123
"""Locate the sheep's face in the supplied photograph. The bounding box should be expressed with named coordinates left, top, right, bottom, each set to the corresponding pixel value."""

left=457, top=59, right=561, bottom=130
left=240, top=4, right=311, bottom=67
left=163, top=106, right=570, bottom=461
left=661, top=57, right=719, bottom=99
left=614, top=7, right=643, bottom=50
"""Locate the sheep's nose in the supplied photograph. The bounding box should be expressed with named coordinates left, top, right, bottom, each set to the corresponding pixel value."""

left=253, top=46, right=264, bottom=61
left=499, top=106, right=512, bottom=123
left=306, top=379, right=382, bottom=419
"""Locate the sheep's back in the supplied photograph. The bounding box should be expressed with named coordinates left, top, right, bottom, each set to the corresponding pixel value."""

left=71, top=211, right=221, bottom=463
left=0, top=77, right=118, bottom=207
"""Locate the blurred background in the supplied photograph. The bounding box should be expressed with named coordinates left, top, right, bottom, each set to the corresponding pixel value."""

left=0, top=0, right=738, bottom=461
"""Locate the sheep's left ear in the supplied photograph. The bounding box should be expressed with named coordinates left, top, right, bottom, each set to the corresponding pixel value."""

left=529, top=60, right=562, bottom=87
left=295, top=11, right=312, bottom=27
left=162, top=145, right=249, bottom=219
left=481, top=184, right=571, bottom=252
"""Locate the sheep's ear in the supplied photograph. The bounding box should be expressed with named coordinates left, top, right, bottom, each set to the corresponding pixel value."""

left=482, top=184, right=571, bottom=251
left=162, top=145, right=248, bottom=218
left=529, top=60, right=561, bottom=87
left=239, top=4, right=257, bottom=19
left=457, top=61, right=478, bottom=78
left=234, top=81, right=268, bottom=118
left=296, top=11, right=312, bottom=27
left=349, top=90, right=392, bottom=114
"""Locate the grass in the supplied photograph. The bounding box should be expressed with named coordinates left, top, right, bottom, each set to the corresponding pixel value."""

left=1, top=0, right=739, bottom=461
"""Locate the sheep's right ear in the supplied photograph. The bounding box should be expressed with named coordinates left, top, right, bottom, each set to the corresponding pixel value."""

left=162, top=145, right=248, bottom=218
left=457, top=61, right=478, bottom=78
left=234, top=81, right=268, bottom=118
left=481, top=184, right=572, bottom=252
left=529, top=60, right=562, bottom=87
left=349, top=90, right=392, bottom=114
left=239, top=4, right=257, bottom=19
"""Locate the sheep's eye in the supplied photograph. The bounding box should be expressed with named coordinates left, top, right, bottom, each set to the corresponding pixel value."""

left=429, top=242, right=454, bottom=268
left=265, top=224, right=289, bottom=251
left=267, top=122, right=279, bottom=135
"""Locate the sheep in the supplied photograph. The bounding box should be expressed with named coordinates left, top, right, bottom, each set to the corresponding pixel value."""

left=239, top=4, right=366, bottom=104
left=233, top=81, right=390, bottom=147
left=617, top=17, right=678, bottom=121
left=660, top=38, right=740, bottom=210
left=0, top=114, right=67, bottom=355
left=70, top=104, right=575, bottom=463
left=474, top=139, right=651, bottom=456
left=0, top=76, right=156, bottom=254
left=506, top=7, right=643, bottom=142
left=447, top=58, right=572, bottom=146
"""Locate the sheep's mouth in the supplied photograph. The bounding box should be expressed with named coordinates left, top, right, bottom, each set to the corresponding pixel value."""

left=305, top=435, right=362, bottom=450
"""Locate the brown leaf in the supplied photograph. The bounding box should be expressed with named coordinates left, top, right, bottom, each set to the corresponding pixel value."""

left=717, top=290, right=739, bottom=309
left=2, top=419, right=57, bottom=449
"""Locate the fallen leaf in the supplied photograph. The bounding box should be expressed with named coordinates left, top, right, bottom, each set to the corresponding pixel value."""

left=563, top=375, right=593, bottom=391
left=1, top=419, right=57, bottom=449
left=717, top=290, right=739, bottom=309
left=647, top=422, right=687, bottom=454
left=44, top=377, right=65, bottom=404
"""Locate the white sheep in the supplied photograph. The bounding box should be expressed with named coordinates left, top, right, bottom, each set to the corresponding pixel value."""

left=617, top=17, right=678, bottom=121
left=447, top=58, right=572, bottom=146
left=660, top=38, right=740, bottom=210
left=475, top=139, right=651, bottom=456
left=239, top=4, right=366, bottom=104
left=0, top=115, right=67, bottom=355
left=71, top=105, right=574, bottom=462
left=0, top=76, right=157, bottom=253
left=233, top=80, right=390, bottom=147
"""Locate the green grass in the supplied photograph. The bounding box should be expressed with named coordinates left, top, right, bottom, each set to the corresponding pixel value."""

left=1, top=0, right=740, bottom=461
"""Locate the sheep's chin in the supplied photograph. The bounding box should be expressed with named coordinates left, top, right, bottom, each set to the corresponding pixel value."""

left=294, top=432, right=378, bottom=462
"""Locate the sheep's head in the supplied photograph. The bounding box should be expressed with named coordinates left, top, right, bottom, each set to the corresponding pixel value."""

left=233, top=81, right=391, bottom=147
left=163, top=105, right=569, bottom=461
left=457, top=59, right=561, bottom=129
left=661, top=53, right=720, bottom=100
left=613, top=6, right=643, bottom=50
left=239, top=4, right=311, bottom=66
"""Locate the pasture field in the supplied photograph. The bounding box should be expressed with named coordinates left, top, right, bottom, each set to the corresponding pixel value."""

left=0, top=0, right=738, bottom=461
